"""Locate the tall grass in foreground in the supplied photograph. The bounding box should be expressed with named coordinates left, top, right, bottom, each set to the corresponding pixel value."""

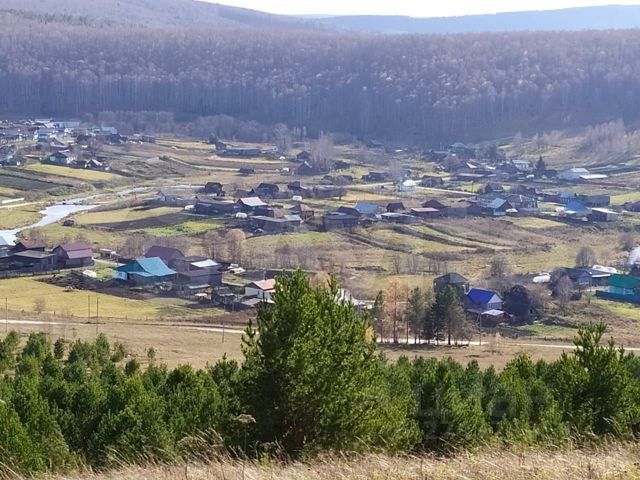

left=46, top=442, right=640, bottom=480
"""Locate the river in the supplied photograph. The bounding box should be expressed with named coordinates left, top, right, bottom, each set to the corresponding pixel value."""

left=0, top=183, right=199, bottom=244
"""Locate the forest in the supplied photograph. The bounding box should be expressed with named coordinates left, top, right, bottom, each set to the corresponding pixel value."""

left=1, top=271, right=640, bottom=476
left=3, top=13, right=640, bottom=143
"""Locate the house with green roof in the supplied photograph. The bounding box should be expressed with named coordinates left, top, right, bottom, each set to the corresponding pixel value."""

left=596, top=274, right=640, bottom=304
left=113, top=257, right=176, bottom=286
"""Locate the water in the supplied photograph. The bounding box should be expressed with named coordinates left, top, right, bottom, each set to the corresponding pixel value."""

left=0, top=183, right=201, bottom=244
left=0, top=204, right=97, bottom=244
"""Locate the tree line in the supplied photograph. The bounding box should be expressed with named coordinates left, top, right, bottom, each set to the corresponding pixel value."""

left=3, top=17, right=640, bottom=143
left=1, top=271, right=639, bottom=475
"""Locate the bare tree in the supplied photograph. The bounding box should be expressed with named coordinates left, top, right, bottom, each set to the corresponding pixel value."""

left=575, top=246, right=597, bottom=267
left=310, top=133, right=334, bottom=171
left=225, top=229, right=246, bottom=264
left=33, top=297, right=47, bottom=316
left=619, top=232, right=636, bottom=252
left=273, top=123, right=292, bottom=155
left=553, top=275, right=574, bottom=309
left=385, top=279, right=409, bottom=344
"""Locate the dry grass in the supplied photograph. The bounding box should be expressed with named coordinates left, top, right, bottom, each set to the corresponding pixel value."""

left=46, top=443, right=640, bottom=479
left=25, top=163, right=121, bottom=182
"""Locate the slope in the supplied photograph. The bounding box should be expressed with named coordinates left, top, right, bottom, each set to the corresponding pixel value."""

left=0, top=0, right=313, bottom=29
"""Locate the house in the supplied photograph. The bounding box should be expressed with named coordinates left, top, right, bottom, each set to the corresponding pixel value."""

left=380, top=212, right=418, bottom=224
left=484, top=183, right=505, bottom=195
left=396, top=179, right=417, bottom=192
left=238, top=167, right=255, bottom=175
left=505, top=194, right=538, bottom=213
left=237, top=197, right=268, bottom=213
left=194, top=197, right=238, bottom=215
left=434, top=273, right=469, bottom=295
left=422, top=199, right=447, bottom=211
left=557, top=167, right=608, bottom=182
left=554, top=268, right=592, bottom=290
left=252, top=183, right=280, bottom=198
left=289, top=204, right=314, bottom=220
left=144, top=246, right=184, bottom=264
left=355, top=202, right=380, bottom=218
left=449, top=142, right=475, bottom=158
left=503, top=285, right=539, bottom=323
left=11, top=240, right=46, bottom=253
left=114, top=257, right=177, bottom=286
left=578, top=194, right=610, bottom=208
left=483, top=198, right=513, bottom=216
left=219, top=147, right=262, bottom=158
left=323, top=212, right=359, bottom=230
left=11, top=250, right=57, bottom=271
left=173, top=258, right=222, bottom=295
left=296, top=150, right=312, bottom=162
left=386, top=201, right=406, bottom=213
left=410, top=207, right=441, bottom=219
left=336, top=206, right=361, bottom=217
left=558, top=167, right=590, bottom=181
left=52, top=242, right=93, bottom=268
left=466, top=288, right=503, bottom=312
left=596, top=274, right=640, bottom=304
left=511, top=184, right=541, bottom=199
left=362, top=171, right=390, bottom=182
left=420, top=176, right=445, bottom=188
left=511, top=159, right=533, bottom=173
left=312, top=185, right=346, bottom=199
left=204, top=182, right=224, bottom=196
left=245, top=278, right=276, bottom=301
left=564, top=200, right=590, bottom=217
left=295, top=161, right=326, bottom=176
left=250, top=215, right=302, bottom=233
left=47, top=151, right=76, bottom=166
left=590, top=208, right=619, bottom=222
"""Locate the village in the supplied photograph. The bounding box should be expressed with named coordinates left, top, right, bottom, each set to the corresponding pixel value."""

left=2, top=117, right=640, bottom=355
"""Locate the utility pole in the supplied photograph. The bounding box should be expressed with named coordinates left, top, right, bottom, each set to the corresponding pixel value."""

left=88, top=295, right=90, bottom=323
left=96, top=297, right=99, bottom=335
left=4, top=297, right=7, bottom=334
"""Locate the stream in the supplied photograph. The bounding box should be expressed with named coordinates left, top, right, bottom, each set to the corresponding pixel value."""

left=0, top=184, right=197, bottom=244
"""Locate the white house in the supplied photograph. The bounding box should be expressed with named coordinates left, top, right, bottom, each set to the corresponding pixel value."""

left=558, top=167, right=590, bottom=181
left=244, top=278, right=276, bottom=302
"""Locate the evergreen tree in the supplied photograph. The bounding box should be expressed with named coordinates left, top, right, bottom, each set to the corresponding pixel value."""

left=239, top=270, right=419, bottom=455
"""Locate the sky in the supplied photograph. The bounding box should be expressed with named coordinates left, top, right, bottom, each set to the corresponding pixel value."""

left=207, top=0, right=640, bottom=17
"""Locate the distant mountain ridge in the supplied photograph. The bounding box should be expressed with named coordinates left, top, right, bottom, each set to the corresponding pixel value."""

left=316, top=5, right=640, bottom=34
left=0, top=0, right=314, bottom=29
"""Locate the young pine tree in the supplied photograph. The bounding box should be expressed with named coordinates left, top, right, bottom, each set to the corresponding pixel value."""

left=239, top=270, right=419, bottom=455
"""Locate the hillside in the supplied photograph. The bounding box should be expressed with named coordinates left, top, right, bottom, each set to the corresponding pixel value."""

left=0, top=0, right=313, bottom=29
left=318, top=5, right=640, bottom=34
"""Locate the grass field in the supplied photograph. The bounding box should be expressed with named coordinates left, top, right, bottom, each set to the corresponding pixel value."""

left=0, top=276, right=205, bottom=320
left=50, top=444, right=640, bottom=480
left=0, top=203, right=43, bottom=229
left=77, top=206, right=183, bottom=226
left=25, top=163, right=122, bottom=182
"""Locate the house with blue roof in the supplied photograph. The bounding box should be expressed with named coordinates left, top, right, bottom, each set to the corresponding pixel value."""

left=355, top=202, right=380, bottom=217
left=465, top=288, right=503, bottom=312
left=483, top=198, right=513, bottom=216
left=564, top=200, right=590, bottom=217
left=113, top=257, right=177, bottom=286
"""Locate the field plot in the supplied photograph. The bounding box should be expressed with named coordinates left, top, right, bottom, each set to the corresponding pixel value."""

left=25, top=163, right=122, bottom=182
left=0, top=276, right=210, bottom=320
left=0, top=203, right=43, bottom=229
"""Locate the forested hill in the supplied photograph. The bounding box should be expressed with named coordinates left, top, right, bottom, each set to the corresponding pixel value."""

left=0, top=0, right=312, bottom=28
left=4, top=17, right=640, bottom=142
left=317, top=5, right=640, bottom=34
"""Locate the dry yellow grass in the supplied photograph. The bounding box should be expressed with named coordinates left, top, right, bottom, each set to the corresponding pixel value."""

left=25, top=163, right=121, bottom=182
left=46, top=443, right=640, bottom=480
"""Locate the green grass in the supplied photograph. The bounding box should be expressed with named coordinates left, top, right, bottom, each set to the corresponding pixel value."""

left=611, top=191, right=640, bottom=205
left=501, top=216, right=567, bottom=229
left=141, top=218, right=221, bottom=236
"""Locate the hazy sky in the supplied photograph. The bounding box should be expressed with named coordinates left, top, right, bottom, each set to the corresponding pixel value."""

left=208, top=0, right=640, bottom=16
